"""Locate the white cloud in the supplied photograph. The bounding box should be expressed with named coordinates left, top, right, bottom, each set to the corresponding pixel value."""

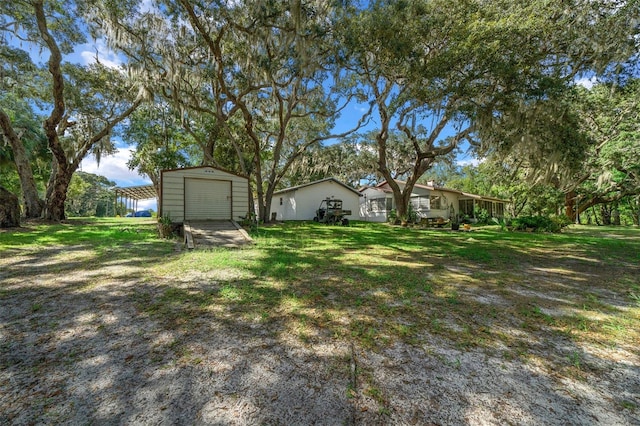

left=77, top=38, right=122, bottom=69
left=457, top=157, right=484, bottom=167
left=136, top=199, right=157, bottom=211
left=80, top=147, right=151, bottom=187
left=138, top=0, right=157, bottom=13
left=575, top=76, right=597, bottom=89
left=80, top=148, right=158, bottom=212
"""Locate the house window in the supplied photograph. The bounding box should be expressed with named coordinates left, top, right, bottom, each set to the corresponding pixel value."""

left=410, top=196, right=430, bottom=211
left=279, top=197, right=283, bottom=205
left=460, top=199, right=474, bottom=217
left=480, top=201, right=493, bottom=217
left=368, top=198, right=390, bottom=212
left=430, top=195, right=442, bottom=210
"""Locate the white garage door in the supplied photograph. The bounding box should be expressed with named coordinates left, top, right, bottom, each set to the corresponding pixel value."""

left=185, top=178, right=232, bottom=220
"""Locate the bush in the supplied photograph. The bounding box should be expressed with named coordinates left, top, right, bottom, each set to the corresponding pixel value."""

left=388, top=209, right=397, bottom=223
left=407, top=203, right=419, bottom=224
left=492, top=217, right=510, bottom=231
left=476, top=208, right=490, bottom=225
left=512, top=215, right=570, bottom=233
left=554, top=214, right=573, bottom=228
left=157, top=214, right=174, bottom=238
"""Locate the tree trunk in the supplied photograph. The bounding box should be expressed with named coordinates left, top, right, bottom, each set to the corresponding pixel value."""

left=632, top=196, right=640, bottom=226
left=0, top=186, right=21, bottom=227
left=382, top=178, right=417, bottom=226
left=0, top=108, right=44, bottom=218
left=44, top=168, right=72, bottom=221
left=612, top=209, right=621, bottom=225
left=36, top=0, right=67, bottom=221
left=564, top=191, right=577, bottom=222
left=591, top=206, right=601, bottom=225
left=392, top=190, right=411, bottom=225
left=600, top=204, right=612, bottom=225
left=247, top=182, right=256, bottom=221
left=263, top=184, right=277, bottom=224
left=254, top=178, right=267, bottom=224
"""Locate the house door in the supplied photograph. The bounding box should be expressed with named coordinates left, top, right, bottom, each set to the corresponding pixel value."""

left=283, top=193, right=296, bottom=220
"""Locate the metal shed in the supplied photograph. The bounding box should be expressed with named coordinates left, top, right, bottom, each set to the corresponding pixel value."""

left=159, top=166, right=250, bottom=223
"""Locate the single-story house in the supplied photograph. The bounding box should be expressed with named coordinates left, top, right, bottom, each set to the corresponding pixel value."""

left=269, top=177, right=361, bottom=221
left=160, top=166, right=250, bottom=223
left=359, top=180, right=507, bottom=222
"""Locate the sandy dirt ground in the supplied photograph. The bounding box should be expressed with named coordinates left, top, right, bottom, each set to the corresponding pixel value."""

left=1, top=243, right=639, bottom=425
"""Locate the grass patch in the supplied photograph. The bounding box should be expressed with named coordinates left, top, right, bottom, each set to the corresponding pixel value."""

left=3, top=219, right=639, bottom=377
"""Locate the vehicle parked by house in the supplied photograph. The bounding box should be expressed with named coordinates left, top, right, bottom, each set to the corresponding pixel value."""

left=313, top=198, right=351, bottom=226
left=125, top=210, right=152, bottom=217
left=269, top=178, right=360, bottom=222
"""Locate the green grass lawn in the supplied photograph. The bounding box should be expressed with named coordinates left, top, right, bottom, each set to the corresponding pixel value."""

left=2, top=219, right=639, bottom=375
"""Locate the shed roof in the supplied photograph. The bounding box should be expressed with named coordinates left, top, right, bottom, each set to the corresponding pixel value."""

left=273, top=177, right=361, bottom=197
left=161, top=165, right=248, bottom=179
left=115, top=184, right=157, bottom=200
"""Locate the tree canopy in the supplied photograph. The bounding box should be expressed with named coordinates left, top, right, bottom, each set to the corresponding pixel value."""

left=1, top=0, right=638, bottom=223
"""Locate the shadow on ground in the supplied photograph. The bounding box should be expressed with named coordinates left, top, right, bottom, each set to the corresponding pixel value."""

left=1, top=222, right=639, bottom=424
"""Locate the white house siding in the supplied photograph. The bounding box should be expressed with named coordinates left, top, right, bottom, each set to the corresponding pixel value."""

left=413, top=189, right=459, bottom=220
left=160, top=166, right=249, bottom=223
left=270, top=180, right=360, bottom=221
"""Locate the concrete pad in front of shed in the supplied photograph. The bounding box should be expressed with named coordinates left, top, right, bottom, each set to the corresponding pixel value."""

left=186, top=220, right=253, bottom=249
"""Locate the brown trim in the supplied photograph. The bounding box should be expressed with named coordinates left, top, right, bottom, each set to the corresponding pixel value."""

left=182, top=176, right=186, bottom=220
left=159, top=177, right=162, bottom=217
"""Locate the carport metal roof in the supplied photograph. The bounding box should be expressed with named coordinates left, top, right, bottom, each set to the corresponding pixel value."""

left=115, top=184, right=157, bottom=200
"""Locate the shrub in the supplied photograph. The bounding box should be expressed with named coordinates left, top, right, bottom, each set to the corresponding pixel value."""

left=157, top=214, right=174, bottom=238
left=492, top=216, right=510, bottom=231
left=388, top=209, right=397, bottom=223
left=476, top=208, right=490, bottom=225
left=512, top=215, right=570, bottom=233
left=407, top=203, right=419, bottom=224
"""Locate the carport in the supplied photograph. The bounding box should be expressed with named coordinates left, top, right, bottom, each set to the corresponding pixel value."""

left=114, top=184, right=157, bottom=216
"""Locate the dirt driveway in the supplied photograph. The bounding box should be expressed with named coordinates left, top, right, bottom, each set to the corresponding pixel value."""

left=1, top=236, right=639, bottom=425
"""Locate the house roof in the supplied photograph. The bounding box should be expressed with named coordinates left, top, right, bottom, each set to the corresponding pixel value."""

left=368, top=180, right=463, bottom=196
left=362, top=180, right=508, bottom=203
left=273, top=177, right=361, bottom=197
left=460, top=192, right=508, bottom=203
